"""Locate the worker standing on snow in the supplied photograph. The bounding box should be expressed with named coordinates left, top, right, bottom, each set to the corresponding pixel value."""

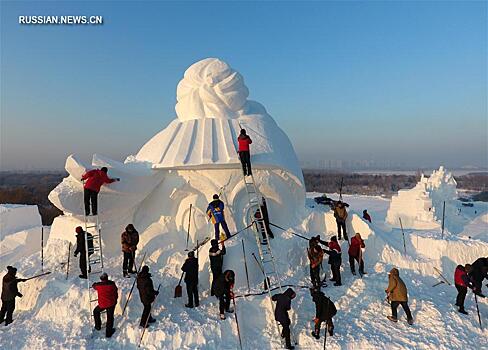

left=136, top=266, right=159, bottom=327
left=0, top=266, right=26, bottom=326
left=385, top=268, right=413, bottom=325
left=271, top=287, right=296, bottom=350
left=237, top=129, right=253, bottom=176
left=324, top=236, right=342, bottom=286
left=121, top=224, right=139, bottom=278
left=310, top=288, right=337, bottom=339
left=181, top=251, right=199, bottom=308
left=362, top=209, right=372, bottom=223
left=207, top=194, right=232, bottom=241
left=348, top=233, right=366, bottom=276
left=212, top=270, right=235, bottom=320
left=333, top=201, right=348, bottom=240
left=92, top=273, right=118, bottom=338
left=209, top=239, right=226, bottom=296
left=308, top=240, right=324, bottom=289
left=73, top=226, right=94, bottom=279
left=454, top=264, right=474, bottom=314
left=81, top=167, right=120, bottom=216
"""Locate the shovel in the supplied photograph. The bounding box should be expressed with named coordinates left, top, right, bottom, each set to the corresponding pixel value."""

left=174, top=272, right=184, bottom=298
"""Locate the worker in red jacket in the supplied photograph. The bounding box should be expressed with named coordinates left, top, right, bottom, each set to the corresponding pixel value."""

left=237, top=129, right=252, bottom=176
left=454, top=264, right=473, bottom=315
left=348, top=233, right=366, bottom=276
left=92, top=273, right=118, bottom=338
left=81, top=167, right=119, bottom=216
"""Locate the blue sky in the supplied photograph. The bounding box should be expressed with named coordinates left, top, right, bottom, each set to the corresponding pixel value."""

left=1, top=1, right=486, bottom=170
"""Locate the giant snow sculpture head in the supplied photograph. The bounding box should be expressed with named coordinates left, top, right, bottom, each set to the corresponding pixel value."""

left=134, top=58, right=306, bottom=237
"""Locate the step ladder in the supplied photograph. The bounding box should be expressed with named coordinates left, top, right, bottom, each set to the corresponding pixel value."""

left=83, top=213, right=104, bottom=328
left=242, top=173, right=287, bottom=342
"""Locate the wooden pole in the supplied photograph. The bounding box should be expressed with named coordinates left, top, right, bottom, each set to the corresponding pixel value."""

left=441, top=201, right=446, bottom=239
left=399, top=218, right=407, bottom=255
left=185, top=204, right=192, bottom=251
left=242, top=240, right=250, bottom=293
left=66, top=242, right=71, bottom=280
left=41, top=227, right=44, bottom=272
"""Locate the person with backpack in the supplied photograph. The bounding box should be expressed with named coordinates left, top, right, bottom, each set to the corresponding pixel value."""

left=324, top=236, right=342, bottom=286
left=207, top=194, right=231, bottom=241
left=81, top=167, right=120, bottom=216
left=136, top=266, right=159, bottom=327
left=121, top=224, right=140, bottom=278
left=310, top=289, right=337, bottom=339
left=271, top=287, right=296, bottom=350
left=92, top=273, right=118, bottom=338
left=454, top=264, right=474, bottom=314
left=209, top=239, right=226, bottom=295
left=0, top=266, right=26, bottom=326
left=212, top=270, right=235, bottom=320
left=333, top=201, right=348, bottom=240
left=308, top=240, right=324, bottom=289
left=385, top=268, right=413, bottom=325
left=348, top=232, right=366, bottom=276
left=237, top=129, right=253, bottom=176
left=181, top=251, right=199, bottom=308
left=73, top=226, right=93, bottom=279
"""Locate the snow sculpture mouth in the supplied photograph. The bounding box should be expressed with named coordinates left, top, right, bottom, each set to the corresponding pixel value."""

left=175, top=58, right=249, bottom=121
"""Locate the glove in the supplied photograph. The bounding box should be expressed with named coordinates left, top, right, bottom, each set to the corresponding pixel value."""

left=155, top=291, right=159, bottom=296
left=116, top=178, right=121, bottom=182
left=18, top=279, right=27, bottom=282
left=74, top=253, right=78, bottom=257
left=17, top=293, right=23, bottom=298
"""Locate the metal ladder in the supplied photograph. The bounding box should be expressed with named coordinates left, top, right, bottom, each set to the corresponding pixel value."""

left=242, top=174, right=287, bottom=342
left=83, top=213, right=104, bottom=328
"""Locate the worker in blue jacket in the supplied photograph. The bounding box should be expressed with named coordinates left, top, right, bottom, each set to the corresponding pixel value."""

left=207, top=194, right=232, bottom=241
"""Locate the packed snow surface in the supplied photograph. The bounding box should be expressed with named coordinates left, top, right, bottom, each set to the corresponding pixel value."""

left=1, top=194, right=487, bottom=350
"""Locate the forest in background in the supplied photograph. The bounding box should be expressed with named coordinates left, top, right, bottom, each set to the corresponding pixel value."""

left=1, top=170, right=487, bottom=225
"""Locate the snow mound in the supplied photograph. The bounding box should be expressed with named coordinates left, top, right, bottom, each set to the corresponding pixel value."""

left=0, top=204, right=42, bottom=236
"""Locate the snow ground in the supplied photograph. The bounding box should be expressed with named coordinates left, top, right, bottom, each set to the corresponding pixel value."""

left=1, top=194, right=487, bottom=350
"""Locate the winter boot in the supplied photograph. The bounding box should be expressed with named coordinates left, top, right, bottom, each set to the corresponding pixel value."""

left=311, top=330, right=320, bottom=339
left=106, top=328, right=116, bottom=338
left=333, top=282, right=342, bottom=286
left=351, top=270, right=356, bottom=276
left=225, top=308, right=234, bottom=313
left=220, top=314, right=226, bottom=320
left=148, top=316, right=156, bottom=323
left=458, top=308, right=468, bottom=315
left=79, top=274, right=88, bottom=279
left=185, top=303, right=194, bottom=308
left=407, top=318, right=414, bottom=325
left=387, top=316, right=398, bottom=323
left=123, top=271, right=130, bottom=278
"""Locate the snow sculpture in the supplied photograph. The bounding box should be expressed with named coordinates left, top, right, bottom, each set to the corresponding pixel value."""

left=386, top=166, right=458, bottom=229
left=48, top=58, right=305, bottom=260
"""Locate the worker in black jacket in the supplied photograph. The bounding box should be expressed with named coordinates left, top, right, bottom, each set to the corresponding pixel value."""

left=271, top=287, right=296, bottom=350
left=212, top=270, right=235, bottom=320
left=0, top=266, right=26, bottom=326
left=73, top=226, right=93, bottom=279
left=181, top=251, right=199, bottom=308
left=469, top=256, right=488, bottom=297
left=209, top=239, right=226, bottom=296
left=311, top=289, right=337, bottom=339
left=136, top=266, right=159, bottom=327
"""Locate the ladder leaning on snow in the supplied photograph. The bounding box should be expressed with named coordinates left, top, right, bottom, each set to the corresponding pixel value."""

left=242, top=173, right=290, bottom=343
left=83, top=212, right=105, bottom=329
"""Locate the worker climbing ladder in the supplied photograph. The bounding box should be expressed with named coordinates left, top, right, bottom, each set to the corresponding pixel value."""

left=83, top=212, right=105, bottom=329
left=242, top=173, right=296, bottom=346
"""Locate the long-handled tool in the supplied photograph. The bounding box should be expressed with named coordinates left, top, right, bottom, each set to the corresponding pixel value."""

left=185, top=204, right=193, bottom=251
left=231, top=288, right=243, bottom=350
left=242, top=240, right=250, bottom=293
left=23, top=271, right=51, bottom=281
left=66, top=242, right=72, bottom=280
left=474, top=293, right=483, bottom=330
left=121, top=252, right=147, bottom=316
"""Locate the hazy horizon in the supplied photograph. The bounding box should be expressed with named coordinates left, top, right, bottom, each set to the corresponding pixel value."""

left=1, top=1, right=487, bottom=171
